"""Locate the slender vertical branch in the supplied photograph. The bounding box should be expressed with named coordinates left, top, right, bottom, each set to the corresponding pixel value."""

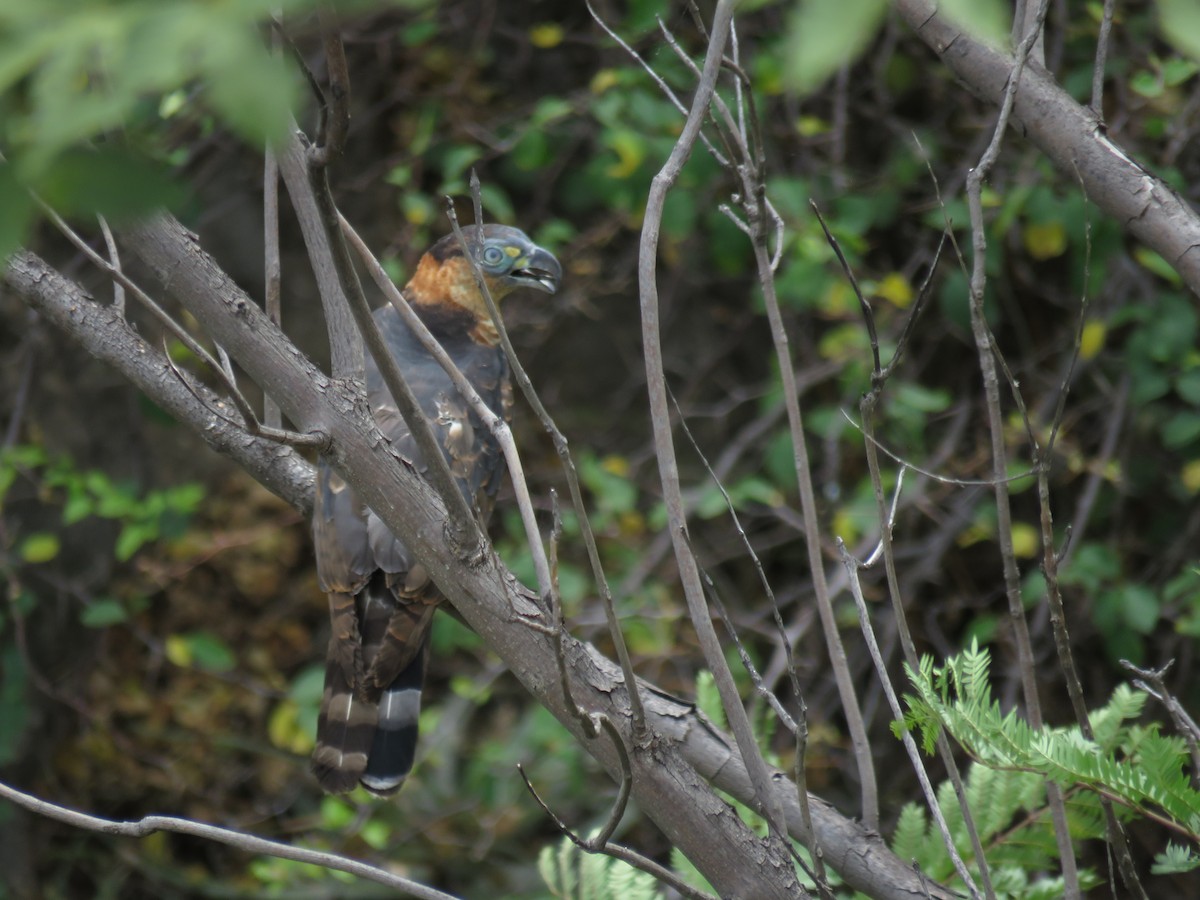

left=263, top=148, right=282, bottom=430
left=636, top=0, right=791, bottom=854
left=963, top=2, right=1078, bottom=894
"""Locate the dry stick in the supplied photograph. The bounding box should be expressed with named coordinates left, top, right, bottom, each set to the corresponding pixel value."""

left=860, top=415, right=992, bottom=900
left=43, top=202, right=316, bottom=447
left=446, top=182, right=650, bottom=860
left=96, top=215, right=124, bottom=316
left=719, top=90, right=881, bottom=836
left=1014, top=181, right=1146, bottom=898
left=0, top=779, right=458, bottom=900
left=517, top=764, right=718, bottom=900
left=838, top=543, right=981, bottom=897
left=638, top=0, right=791, bottom=853
left=263, top=148, right=282, bottom=431
left=516, top=492, right=707, bottom=900
left=586, top=2, right=731, bottom=168
left=819, top=211, right=993, bottom=897
left=757, top=204, right=881, bottom=825
left=670, top=391, right=832, bottom=894
left=963, top=3, right=1080, bottom=895
left=1121, top=660, right=1200, bottom=781
left=41, top=203, right=217, bottom=376
left=275, top=129, right=361, bottom=379
left=262, top=15, right=283, bottom=431
left=663, top=5, right=880, bottom=829
left=338, top=214, right=554, bottom=610
left=311, top=8, right=351, bottom=167
left=1090, top=0, right=1117, bottom=115
left=446, top=178, right=645, bottom=732
left=160, top=342, right=325, bottom=449
left=1058, top=374, right=1128, bottom=570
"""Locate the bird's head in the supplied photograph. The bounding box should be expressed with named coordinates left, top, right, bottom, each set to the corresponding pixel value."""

left=405, top=225, right=561, bottom=341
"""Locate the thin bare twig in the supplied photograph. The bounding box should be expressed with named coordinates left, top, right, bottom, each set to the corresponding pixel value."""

left=263, top=146, right=282, bottom=430
left=160, top=340, right=324, bottom=448
left=962, top=2, right=1081, bottom=893
left=838, top=542, right=982, bottom=898
left=311, top=8, right=350, bottom=167
left=96, top=214, right=124, bottom=315
left=1120, top=660, right=1200, bottom=781
left=0, top=779, right=458, bottom=900
left=855, top=422, right=993, bottom=898
left=636, top=0, right=794, bottom=869
left=517, top=764, right=716, bottom=900
left=1090, top=0, right=1116, bottom=116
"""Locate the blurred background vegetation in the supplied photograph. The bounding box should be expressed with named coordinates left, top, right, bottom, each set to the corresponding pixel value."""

left=2, top=0, right=1199, bottom=896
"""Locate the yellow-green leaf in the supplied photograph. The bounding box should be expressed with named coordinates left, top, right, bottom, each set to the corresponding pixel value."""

left=1022, top=221, right=1067, bottom=260
left=165, top=634, right=192, bottom=667
left=876, top=272, right=914, bottom=308
left=1182, top=459, right=1200, bottom=494
left=1080, top=320, right=1106, bottom=360
left=604, top=130, right=644, bottom=179
left=1010, top=522, right=1040, bottom=559
left=19, top=533, right=59, bottom=563
left=529, top=23, right=563, bottom=49
left=784, top=0, right=887, bottom=95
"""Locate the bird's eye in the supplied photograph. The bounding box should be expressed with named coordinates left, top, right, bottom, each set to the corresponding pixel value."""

left=481, top=245, right=505, bottom=266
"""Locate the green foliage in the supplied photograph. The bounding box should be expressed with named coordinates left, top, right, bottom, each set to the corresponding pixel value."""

left=893, top=642, right=1200, bottom=893
left=784, top=0, right=888, bottom=95
left=538, top=835, right=662, bottom=900
left=0, top=0, right=352, bottom=258
left=0, top=444, right=204, bottom=564
left=1152, top=841, right=1200, bottom=876
left=1158, top=0, right=1200, bottom=61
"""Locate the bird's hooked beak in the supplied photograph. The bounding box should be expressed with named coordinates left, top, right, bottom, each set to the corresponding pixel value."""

left=511, top=245, right=562, bottom=294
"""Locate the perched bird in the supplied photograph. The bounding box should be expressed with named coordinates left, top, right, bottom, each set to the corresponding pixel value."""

left=310, top=224, right=561, bottom=795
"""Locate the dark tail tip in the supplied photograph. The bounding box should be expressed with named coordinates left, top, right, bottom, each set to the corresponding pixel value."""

left=359, top=655, right=424, bottom=795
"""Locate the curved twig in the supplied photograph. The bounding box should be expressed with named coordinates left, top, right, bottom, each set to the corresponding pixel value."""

left=0, top=779, right=458, bottom=900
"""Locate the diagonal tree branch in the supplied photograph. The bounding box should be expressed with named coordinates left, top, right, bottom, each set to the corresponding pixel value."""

left=3, top=251, right=314, bottom=514
left=894, top=0, right=1200, bottom=296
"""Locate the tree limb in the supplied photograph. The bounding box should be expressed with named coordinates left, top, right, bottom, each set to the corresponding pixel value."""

left=895, top=0, right=1200, bottom=296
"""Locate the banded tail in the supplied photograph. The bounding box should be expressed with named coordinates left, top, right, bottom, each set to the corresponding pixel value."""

left=311, top=575, right=435, bottom=796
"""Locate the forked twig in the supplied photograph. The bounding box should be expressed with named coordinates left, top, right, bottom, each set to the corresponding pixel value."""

left=838, top=542, right=982, bottom=899
left=517, top=749, right=714, bottom=900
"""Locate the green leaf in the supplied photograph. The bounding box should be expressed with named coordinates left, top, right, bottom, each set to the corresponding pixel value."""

left=19, top=532, right=60, bottom=563
left=115, top=523, right=155, bottom=561
left=203, top=34, right=297, bottom=146
left=1159, top=0, right=1200, bottom=61
left=35, top=150, right=187, bottom=224
left=80, top=598, right=129, bottom=628
left=171, top=631, right=236, bottom=672
left=784, top=0, right=887, bottom=95
left=1163, top=412, right=1200, bottom=449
